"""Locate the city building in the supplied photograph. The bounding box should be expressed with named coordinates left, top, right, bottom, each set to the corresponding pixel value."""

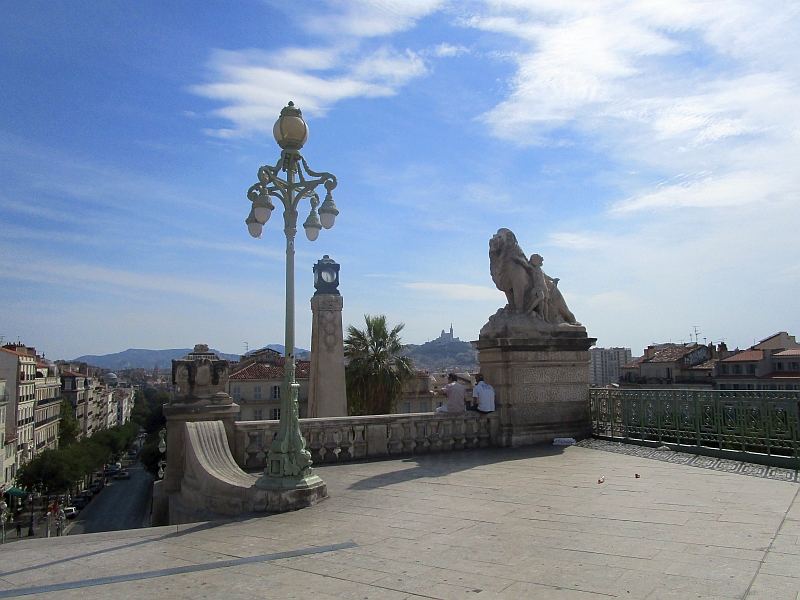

left=60, top=369, right=93, bottom=439
left=715, top=332, right=800, bottom=390
left=0, top=345, right=37, bottom=466
left=0, top=378, right=13, bottom=493
left=589, top=347, right=633, bottom=386
left=620, top=342, right=721, bottom=387
left=230, top=349, right=311, bottom=420
left=33, top=358, right=61, bottom=454
left=114, top=386, right=133, bottom=426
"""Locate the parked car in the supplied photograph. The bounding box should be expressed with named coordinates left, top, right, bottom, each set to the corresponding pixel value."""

left=78, top=490, right=93, bottom=501
left=89, top=482, right=103, bottom=494
left=72, top=498, right=86, bottom=510
left=114, top=471, right=131, bottom=480
left=104, top=464, right=120, bottom=476
left=63, top=507, right=79, bottom=519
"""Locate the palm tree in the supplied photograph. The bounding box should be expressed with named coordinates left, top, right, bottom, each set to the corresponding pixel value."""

left=344, top=315, right=414, bottom=415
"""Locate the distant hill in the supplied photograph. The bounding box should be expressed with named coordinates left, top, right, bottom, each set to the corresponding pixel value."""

left=404, top=339, right=478, bottom=372
left=69, top=345, right=309, bottom=370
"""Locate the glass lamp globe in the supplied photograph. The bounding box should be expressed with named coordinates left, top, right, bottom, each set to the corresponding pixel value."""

left=247, top=221, right=262, bottom=238
left=320, top=211, right=335, bottom=229
left=273, top=102, right=309, bottom=150
left=305, top=224, right=320, bottom=241
left=254, top=205, right=272, bottom=224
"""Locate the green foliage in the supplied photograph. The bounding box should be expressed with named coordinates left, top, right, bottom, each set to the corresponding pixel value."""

left=344, top=314, right=415, bottom=415
left=58, top=399, right=80, bottom=448
left=134, top=387, right=169, bottom=476
left=17, top=422, right=139, bottom=495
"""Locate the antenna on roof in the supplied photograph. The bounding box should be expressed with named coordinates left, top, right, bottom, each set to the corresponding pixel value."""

left=692, top=326, right=700, bottom=344
left=243, top=342, right=249, bottom=353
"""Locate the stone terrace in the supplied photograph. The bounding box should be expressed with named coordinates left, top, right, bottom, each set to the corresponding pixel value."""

left=1, top=444, right=799, bottom=600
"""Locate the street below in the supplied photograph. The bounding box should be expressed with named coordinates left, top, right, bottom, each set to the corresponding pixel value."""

left=67, top=462, right=153, bottom=535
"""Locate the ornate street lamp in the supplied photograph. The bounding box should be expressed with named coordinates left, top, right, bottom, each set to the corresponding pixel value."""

left=245, top=102, right=336, bottom=491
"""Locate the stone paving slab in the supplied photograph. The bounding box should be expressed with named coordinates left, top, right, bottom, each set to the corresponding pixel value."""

left=0, top=444, right=798, bottom=599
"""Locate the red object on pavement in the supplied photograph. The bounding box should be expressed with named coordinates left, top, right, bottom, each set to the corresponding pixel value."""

left=598, top=476, right=605, bottom=484
left=635, top=473, right=640, bottom=478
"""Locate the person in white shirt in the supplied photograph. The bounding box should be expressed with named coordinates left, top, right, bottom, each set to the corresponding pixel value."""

left=436, top=373, right=466, bottom=413
left=469, top=373, right=495, bottom=413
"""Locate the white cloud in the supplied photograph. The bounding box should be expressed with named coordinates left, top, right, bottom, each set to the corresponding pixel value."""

left=429, top=43, right=469, bottom=57
left=193, top=46, right=427, bottom=135
left=306, top=0, right=446, bottom=38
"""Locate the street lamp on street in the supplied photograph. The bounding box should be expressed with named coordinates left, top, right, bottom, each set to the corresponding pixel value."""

left=245, top=102, right=336, bottom=491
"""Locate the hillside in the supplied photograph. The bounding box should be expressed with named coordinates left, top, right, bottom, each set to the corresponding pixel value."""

left=404, top=339, right=478, bottom=372
left=69, top=345, right=309, bottom=370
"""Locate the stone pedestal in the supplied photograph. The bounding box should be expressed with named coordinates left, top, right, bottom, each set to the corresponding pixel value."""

left=473, top=330, right=595, bottom=446
left=308, top=294, right=347, bottom=417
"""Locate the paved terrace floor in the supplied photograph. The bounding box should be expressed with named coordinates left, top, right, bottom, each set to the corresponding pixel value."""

left=1, top=443, right=799, bottom=600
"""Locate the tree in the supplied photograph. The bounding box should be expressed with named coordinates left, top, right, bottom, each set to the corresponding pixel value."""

left=58, top=400, right=80, bottom=447
left=344, top=314, right=414, bottom=415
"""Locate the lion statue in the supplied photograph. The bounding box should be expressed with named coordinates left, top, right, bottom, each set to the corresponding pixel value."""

left=488, top=228, right=580, bottom=326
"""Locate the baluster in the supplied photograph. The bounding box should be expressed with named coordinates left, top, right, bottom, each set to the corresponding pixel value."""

left=428, top=420, right=443, bottom=452
left=477, top=416, right=491, bottom=448
left=323, top=425, right=339, bottom=461
left=338, top=425, right=353, bottom=460
left=388, top=423, right=403, bottom=454
left=466, top=417, right=479, bottom=449
left=352, top=424, right=367, bottom=459
left=308, top=425, right=324, bottom=463
left=452, top=417, right=466, bottom=450
left=441, top=418, right=454, bottom=451
left=401, top=420, right=415, bottom=453
left=244, top=431, right=261, bottom=468
left=414, top=420, right=429, bottom=453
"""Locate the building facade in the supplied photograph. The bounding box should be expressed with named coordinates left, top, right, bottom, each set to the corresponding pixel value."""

left=230, top=351, right=311, bottom=421
left=589, top=347, right=633, bottom=386
left=0, top=346, right=37, bottom=467
left=33, top=359, right=61, bottom=454
left=715, top=333, right=800, bottom=391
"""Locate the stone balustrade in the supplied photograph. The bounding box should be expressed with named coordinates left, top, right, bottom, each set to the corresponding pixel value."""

left=233, top=412, right=501, bottom=470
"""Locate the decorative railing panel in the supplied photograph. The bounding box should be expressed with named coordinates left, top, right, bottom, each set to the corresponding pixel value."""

left=590, top=388, right=800, bottom=460
left=233, top=412, right=500, bottom=470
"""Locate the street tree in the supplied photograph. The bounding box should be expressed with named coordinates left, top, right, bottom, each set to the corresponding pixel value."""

left=344, top=314, right=414, bottom=415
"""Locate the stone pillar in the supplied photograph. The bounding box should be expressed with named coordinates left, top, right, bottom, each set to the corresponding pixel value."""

left=152, top=344, right=240, bottom=526
left=473, top=331, right=594, bottom=446
left=309, top=294, right=347, bottom=417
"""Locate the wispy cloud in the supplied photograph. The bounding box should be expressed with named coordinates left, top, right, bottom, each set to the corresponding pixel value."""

left=192, top=46, right=427, bottom=136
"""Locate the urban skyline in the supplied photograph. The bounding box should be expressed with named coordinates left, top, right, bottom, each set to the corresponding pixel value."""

left=2, top=1, right=799, bottom=359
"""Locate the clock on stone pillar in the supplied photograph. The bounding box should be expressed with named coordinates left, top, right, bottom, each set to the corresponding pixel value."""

left=313, top=255, right=340, bottom=296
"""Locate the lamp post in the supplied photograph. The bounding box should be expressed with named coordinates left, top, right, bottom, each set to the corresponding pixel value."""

left=245, top=101, right=337, bottom=490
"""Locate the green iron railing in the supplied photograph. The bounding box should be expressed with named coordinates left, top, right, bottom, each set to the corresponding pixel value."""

left=590, top=388, right=800, bottom=462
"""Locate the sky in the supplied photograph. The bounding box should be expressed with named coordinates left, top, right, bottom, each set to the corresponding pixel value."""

left=1, top=0, right=799, bottom=360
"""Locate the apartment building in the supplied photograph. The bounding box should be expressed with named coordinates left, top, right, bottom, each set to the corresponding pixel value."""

left=590, top=347, right=633, bottom=386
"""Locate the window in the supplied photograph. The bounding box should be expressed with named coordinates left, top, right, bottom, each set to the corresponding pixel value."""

left=253, top=386, right=262, bottom=400
left=436, top=401, right=443, bottom=408
left=269, top=408, right=281, bottom=420
left=253, top=409, right=263, bottom=420
left=748, top=364, right=756, bottom=374
left=270, top=385, right=281, bottom=400
left=775, top=362, right=784, bottom=371
left=403, top=403, right=411, bottom=413
left=792, top=362, right=800, bottom=371
left=419, top=402, right=428, bottom=412
left=733, top=364, right=742, bottom=374
left=721, top=365, right=729, bottom=374
left=232, top=386, right=241, bottom=401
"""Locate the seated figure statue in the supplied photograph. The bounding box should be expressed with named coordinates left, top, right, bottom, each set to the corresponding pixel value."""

left=482, top=229, right=581, bottom=339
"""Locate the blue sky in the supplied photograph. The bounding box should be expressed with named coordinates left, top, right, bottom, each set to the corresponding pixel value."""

left=2, top=1, right=799, bottom=360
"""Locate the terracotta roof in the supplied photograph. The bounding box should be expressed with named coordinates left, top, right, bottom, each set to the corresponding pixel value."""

left=720, top=350, right=763, bottom=362
left=687, top=359, right=717, bottom=371
left=621, top=356, right=647, bottom=369
left=230, top=360, right=310, bottom=380
left=759, top=372, right=800, bottom=379
left=775, top=349, right=800, bottom=357
left=61, top=370, right=82, bottom=377
left=0, top=348, right=34, bottom=358
left=647, top=345, right=697, bottom=363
